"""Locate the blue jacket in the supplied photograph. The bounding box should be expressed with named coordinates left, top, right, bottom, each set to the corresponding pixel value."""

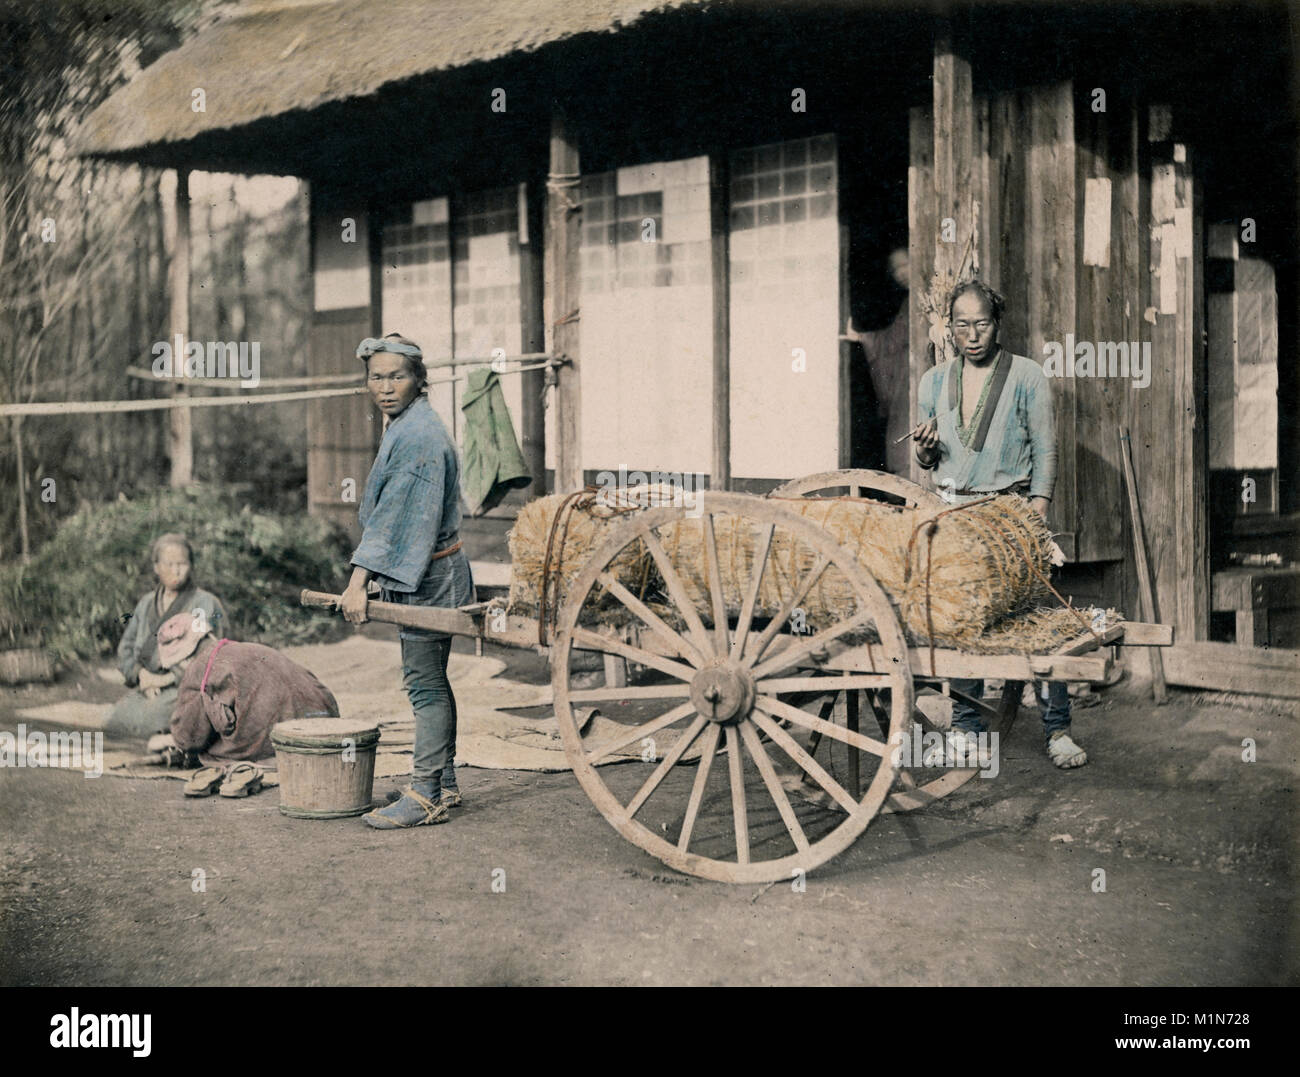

left=352, top=395, right=464, bottom=593
left=917, top=350, right=1058, bottom=501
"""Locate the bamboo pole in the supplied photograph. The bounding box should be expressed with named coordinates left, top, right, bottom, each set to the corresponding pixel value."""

left=0, top=359, right=559, bottom=417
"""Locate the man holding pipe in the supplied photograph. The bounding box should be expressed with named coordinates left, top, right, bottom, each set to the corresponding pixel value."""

left=340, top=333, right=476, bottom=827
left=913, top=280, right=1086, bottom=769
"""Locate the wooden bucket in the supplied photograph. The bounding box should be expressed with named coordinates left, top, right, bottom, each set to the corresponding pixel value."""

left=270, top=718, right=380, bottom=819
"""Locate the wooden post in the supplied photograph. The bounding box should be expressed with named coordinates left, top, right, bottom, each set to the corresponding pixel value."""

left=167, top=168, right=193, bottom=487
left=932, top=25, right=974, bottom=286
left=1145, top=113, right=1208, bottom=641
left=709, top=151, right=731, bottom=490
left=546, top=110, right=582, bottom=493
left=520, top=179, right=547, bottom=495
left=907, top=105, right=936, bottom=488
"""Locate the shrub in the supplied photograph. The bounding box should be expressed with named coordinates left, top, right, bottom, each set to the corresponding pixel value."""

left=0, top=486, right=354, bottom=663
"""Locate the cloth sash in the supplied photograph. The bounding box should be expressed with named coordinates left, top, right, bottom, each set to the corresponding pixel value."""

left=946, top=349, right=1012, bottom=454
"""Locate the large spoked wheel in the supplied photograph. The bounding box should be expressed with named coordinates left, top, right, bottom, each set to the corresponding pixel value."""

left=550, top=492, right=914, bottom=884
left=768, top=469, right=1006, bottom=813
left=770, top=467, right=944, bottom=507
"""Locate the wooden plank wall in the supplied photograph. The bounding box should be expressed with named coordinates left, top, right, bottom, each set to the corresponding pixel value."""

left=1139, top=110, right=1208, bottom=638
left=1025, top=83, right=1080, bottom=561
left=959, top=81, right=1082, bottom=558
left=1072, top=90, right=1128, bottom=563
left=918, top=71, right=1208, bottom=638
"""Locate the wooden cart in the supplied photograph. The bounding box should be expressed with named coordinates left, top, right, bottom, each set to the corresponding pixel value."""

left=302, top=470, right=1172, bottom=884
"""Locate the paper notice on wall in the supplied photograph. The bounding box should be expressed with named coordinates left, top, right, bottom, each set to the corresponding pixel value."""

left=1083, top=178, right=1112, bottom=267
left=1174, top=207, right=1192, bottom=257
left=1158, top=224, right=1178, bottom=314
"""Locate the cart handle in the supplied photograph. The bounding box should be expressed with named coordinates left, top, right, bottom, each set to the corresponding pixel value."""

left=300, top=589, right=482, bottom=637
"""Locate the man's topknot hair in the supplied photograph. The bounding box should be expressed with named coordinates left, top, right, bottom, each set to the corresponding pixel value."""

left=946, top=278, right=1005, bottom=323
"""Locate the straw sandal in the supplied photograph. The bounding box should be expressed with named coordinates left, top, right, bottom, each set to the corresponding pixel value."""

left=218, top=762, right=265, bottom=797
left=1047, top=731, right=1088, bottom=769
left=383, top=787, right=463, bottom=809
left=183, top=766, right=226, bottom=797
left=364, top=785, right=449, bottom=829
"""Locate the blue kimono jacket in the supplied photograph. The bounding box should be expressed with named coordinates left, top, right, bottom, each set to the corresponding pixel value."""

left=117, top=586, right=227, bottom=686
left=352, top=395, right=475, bottom=637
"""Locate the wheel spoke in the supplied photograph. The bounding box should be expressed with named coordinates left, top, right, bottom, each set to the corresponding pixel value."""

left=639, top=526, right=714, bottom=659
left=745, top=554, right=830, bottom=665
left=622, top=714, right=709, bottom=820
left=755, top=673, right=891, bottom=694
left=757, top=695, right=891, bottom=758
left=750, top=707, right=858, bottom=813
left=749, top=608, right=874, bottom=680
left=702, top=513, right=731, bottom=654
left=568, top=683, right=692, bottom=704
left=597, top=571, right=706, bottom=667
left=677, top=723, right=721, bottom=854
left=725, top=725, right=749, bottom=864
left=739, top=721, right=810, bottom=853
left=585, top=700, right=697, bottom=765
left=570, top=626, right=696, bottom=684
left=730, top=521, right=774, bottom=660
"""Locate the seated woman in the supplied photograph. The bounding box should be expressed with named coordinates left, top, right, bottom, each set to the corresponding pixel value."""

left=155, top=613, right=340, bottom=797
left=107, top=533, right=227, bottom=738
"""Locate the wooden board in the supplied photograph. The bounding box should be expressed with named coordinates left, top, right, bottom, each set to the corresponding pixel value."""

left=1072, top=90, right=1125, bottom=561
left=1139, top=118, right=1208, bottom=641
left=907, top=104, right=936, bottom=490
left=1162, top=641, right=1300, bottom=698
left=1118, top=621, right=1175, bottom=646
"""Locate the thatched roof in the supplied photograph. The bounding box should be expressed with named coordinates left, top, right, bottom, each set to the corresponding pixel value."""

left=76, top=0, right=712, bottom=169
left=78, top=0, right=1226, bottom=177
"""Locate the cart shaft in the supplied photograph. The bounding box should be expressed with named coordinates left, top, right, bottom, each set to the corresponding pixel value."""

left=300, top=589, right=482, bottom=637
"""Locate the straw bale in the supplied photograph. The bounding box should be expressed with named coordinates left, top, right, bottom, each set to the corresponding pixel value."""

left=508, top=489, right=1059, bottom=648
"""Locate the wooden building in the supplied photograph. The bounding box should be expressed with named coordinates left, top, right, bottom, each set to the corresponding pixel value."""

left=78, top=0, right=1298, bottom=655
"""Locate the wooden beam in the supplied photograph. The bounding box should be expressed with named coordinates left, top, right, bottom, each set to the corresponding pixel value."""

left=1145, top=119, right=1209, bottom=642
left=520, top=178, right=547, bottom=495
left=546, top=109, right=582, bottom=493
left=932, top=26, right=974, bottom=285
left=907, top=104, right=936, bottom=488
left=167, top=168, right=192, bottom=487
left=709, top=151, right=731, bottom=490
left=1119, top=621, right=1175, bottom=646
left=300, top=589, right=479, bottom=637
left=1163, top=641, right=1300, bottom=698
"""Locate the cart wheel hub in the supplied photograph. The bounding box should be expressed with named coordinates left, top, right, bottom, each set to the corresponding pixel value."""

left=690, top=660, right=755, bottom=725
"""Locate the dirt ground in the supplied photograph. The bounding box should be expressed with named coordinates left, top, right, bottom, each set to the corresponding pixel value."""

left=1, top=635, right=1296, bottom=988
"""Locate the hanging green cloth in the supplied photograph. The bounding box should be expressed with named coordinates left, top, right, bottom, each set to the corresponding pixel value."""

left=459, top=368, right=532, bottom=516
